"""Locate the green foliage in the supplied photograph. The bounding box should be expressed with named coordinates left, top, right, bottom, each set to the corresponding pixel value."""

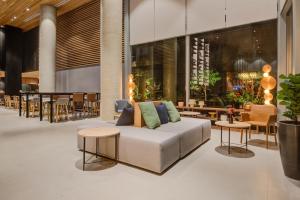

left=208, top=70, right=222, bottom=87
left=277, top=74, right=300, bottom=121
left=144, top=78, right=154, bottom=100
left=226, top=91, right=264, bottom=106
left=190, top=70, right=221, bottom=100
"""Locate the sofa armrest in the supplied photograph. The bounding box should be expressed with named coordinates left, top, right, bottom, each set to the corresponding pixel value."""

left=240, top=112, right=250, bottom=121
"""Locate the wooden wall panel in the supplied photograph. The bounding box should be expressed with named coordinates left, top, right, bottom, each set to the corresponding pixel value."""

left=56, top=0, right=100, bottom=70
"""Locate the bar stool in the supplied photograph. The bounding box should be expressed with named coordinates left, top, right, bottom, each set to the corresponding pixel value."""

left=54, top=98, right=70, bottom=122
left=85, top=93, right=99, bottom=117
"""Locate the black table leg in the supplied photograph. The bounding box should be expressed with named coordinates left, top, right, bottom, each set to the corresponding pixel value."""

left=220, top=126, right=223, bottom=146
left=26, top=94, right=29, bottom=118
left=246, top=128, right=248, bottom=151
left=50, top=95, right=53, bottom=123
left=19, top=93, right=22, bottom=117
left=115, top=135, right=119, bottom=161
left=39, top=94, right=43, bottom=121
left=228, top=128, right=231, bottom=154
left=83, top=137, right=86, bottom=171
left=96, top=138, right=99, bottom=158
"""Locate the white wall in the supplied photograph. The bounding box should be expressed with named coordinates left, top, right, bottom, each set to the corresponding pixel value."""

left=226, top=0, right=277, bottom=28
left=130, top=0, right=278, bottom=45
left=130, top=0, right=155, bottom=45
left=155, top=0, right=186, bottom=40
left=187, top=0, right=226, bottom=35
left=56, top=65, right=100, bottom=92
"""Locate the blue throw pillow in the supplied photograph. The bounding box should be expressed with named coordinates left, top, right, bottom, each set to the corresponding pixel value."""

left=116, top=107, right=134, bottom=126
left=155, top=104, right=169, bottom=124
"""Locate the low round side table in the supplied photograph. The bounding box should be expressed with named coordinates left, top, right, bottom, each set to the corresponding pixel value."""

left=215, top=121, right=251, bottom=154
left=179, top=111, right=200, bottom=118
left=78, top=127, right=120, bottom=171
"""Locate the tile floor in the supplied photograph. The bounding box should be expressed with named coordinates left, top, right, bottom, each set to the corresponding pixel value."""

left=0, top=108, right=299, bottom=200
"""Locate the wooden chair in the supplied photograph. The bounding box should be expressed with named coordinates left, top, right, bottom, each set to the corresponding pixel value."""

left=54, top=98, right=70, bottom=122
left=13, top=96, right=19, bottom=109
left=72, top=93, right=85, bottom=119
left=4, top=95, right=13, bottom=108
left=240, top=104, right=277, bottom=148
left=85, top=93, right=99, bottom=117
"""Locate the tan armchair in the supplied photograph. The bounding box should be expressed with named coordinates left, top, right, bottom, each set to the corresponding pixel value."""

left=240, top=104, right=277, bottom=148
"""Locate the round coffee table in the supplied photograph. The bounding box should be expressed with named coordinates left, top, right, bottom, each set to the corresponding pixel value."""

left=215, top=121, right=251, bottom=154
left=78, top=127, right=120, bottom=171
left=179, top=111, right=200, bottom=117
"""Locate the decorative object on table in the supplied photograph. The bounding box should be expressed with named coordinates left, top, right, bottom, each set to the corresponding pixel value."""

left=178, top=101, right=184, bottom=107
left=277, top=73, right=300, bottom=180
left=227, top=107, right=234, bottom=124
left=188, top=99, right=196, bottom=108
left=128, top=74, right=136, bottom=103
left=220, top=114, right=227, bottom=121
left=260, top=64, right=277, bottom=105
left=198, top=100, right=205, bottom=108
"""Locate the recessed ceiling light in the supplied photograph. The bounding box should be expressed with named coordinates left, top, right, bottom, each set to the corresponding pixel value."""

left=26, top=7, right=30, bottom=12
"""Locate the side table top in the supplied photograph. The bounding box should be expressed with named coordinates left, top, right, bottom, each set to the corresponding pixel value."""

left=179, top=111, right=201, bottom=116
left=78, top=127, right=120, bottom=138
left=215, top=121, right=250, bottom=128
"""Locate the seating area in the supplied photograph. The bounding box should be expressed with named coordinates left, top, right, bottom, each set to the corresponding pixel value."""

left=0, top=0, right=300, bottom=200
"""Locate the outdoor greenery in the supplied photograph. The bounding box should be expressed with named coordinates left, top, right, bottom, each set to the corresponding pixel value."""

left=277, top=74, right=300, bottom=121
left=190, top=70, right=221, bottom=100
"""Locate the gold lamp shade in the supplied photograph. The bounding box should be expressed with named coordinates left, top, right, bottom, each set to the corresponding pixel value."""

left=264, top=93, right=273, bottom=101
left=262, top=64, right=272, bottom=73
left=261, top=76, right=277, bottom=90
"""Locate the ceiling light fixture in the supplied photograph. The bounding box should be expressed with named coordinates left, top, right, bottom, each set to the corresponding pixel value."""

left=26, top=7, right=30, bottom=12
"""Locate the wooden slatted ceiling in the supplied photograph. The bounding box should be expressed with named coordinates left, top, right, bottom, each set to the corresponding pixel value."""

left=0, top=0, right=93, bottom=31
left=56, top=0, right=100, bottom=70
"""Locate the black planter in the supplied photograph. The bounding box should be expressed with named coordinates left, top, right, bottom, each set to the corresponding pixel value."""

left=278, top=121, right=300, bottom=180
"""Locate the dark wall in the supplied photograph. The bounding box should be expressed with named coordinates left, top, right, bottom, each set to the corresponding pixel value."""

left=0, top=27, right=5, bottom=70
left=4, top=26, right=23, bottom=95
left=22, top=27, right=39, bottom=72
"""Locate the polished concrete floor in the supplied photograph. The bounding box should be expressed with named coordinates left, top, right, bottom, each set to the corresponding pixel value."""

left=0, top=107, right=300, bottom=200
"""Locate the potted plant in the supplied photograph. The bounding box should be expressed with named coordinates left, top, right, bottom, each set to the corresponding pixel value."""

left=277, top=74, right=300, bottom=180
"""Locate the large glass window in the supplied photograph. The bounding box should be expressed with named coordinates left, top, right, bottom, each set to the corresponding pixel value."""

left=131, top=37, right=186, bottom=102
left=190, top=20, right=277, bottom=107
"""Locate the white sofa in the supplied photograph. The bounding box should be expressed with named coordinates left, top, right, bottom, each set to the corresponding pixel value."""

left=77, top=117, right=211, bottom=173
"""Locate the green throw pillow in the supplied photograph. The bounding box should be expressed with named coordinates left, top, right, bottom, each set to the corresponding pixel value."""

left=139, top=102, right=161, bottom=129
left=163, top=101, right=181, bottom=122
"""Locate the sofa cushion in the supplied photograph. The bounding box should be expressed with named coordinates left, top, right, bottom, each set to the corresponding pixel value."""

left=163, top=101, right=181, bottom=122
left=116, top=107, right=134, bottom=126
left=155, top=103, right=169, bottom=124
left=139, top=102, right=161, bottom=129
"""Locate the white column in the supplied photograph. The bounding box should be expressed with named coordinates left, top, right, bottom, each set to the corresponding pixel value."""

left=100, top=0, right=123, bottom=120
left=39, top=5, right=56, bottom=92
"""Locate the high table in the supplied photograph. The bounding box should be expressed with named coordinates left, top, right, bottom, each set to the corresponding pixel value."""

left=19, top=92, right=100, bottom=123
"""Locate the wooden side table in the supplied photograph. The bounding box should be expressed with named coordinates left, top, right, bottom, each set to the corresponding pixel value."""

left=78, top=127, right=120, bottom=171
left=179, top=111, right=200, bottom=118
left=215, top=121, right=251, bottom=154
